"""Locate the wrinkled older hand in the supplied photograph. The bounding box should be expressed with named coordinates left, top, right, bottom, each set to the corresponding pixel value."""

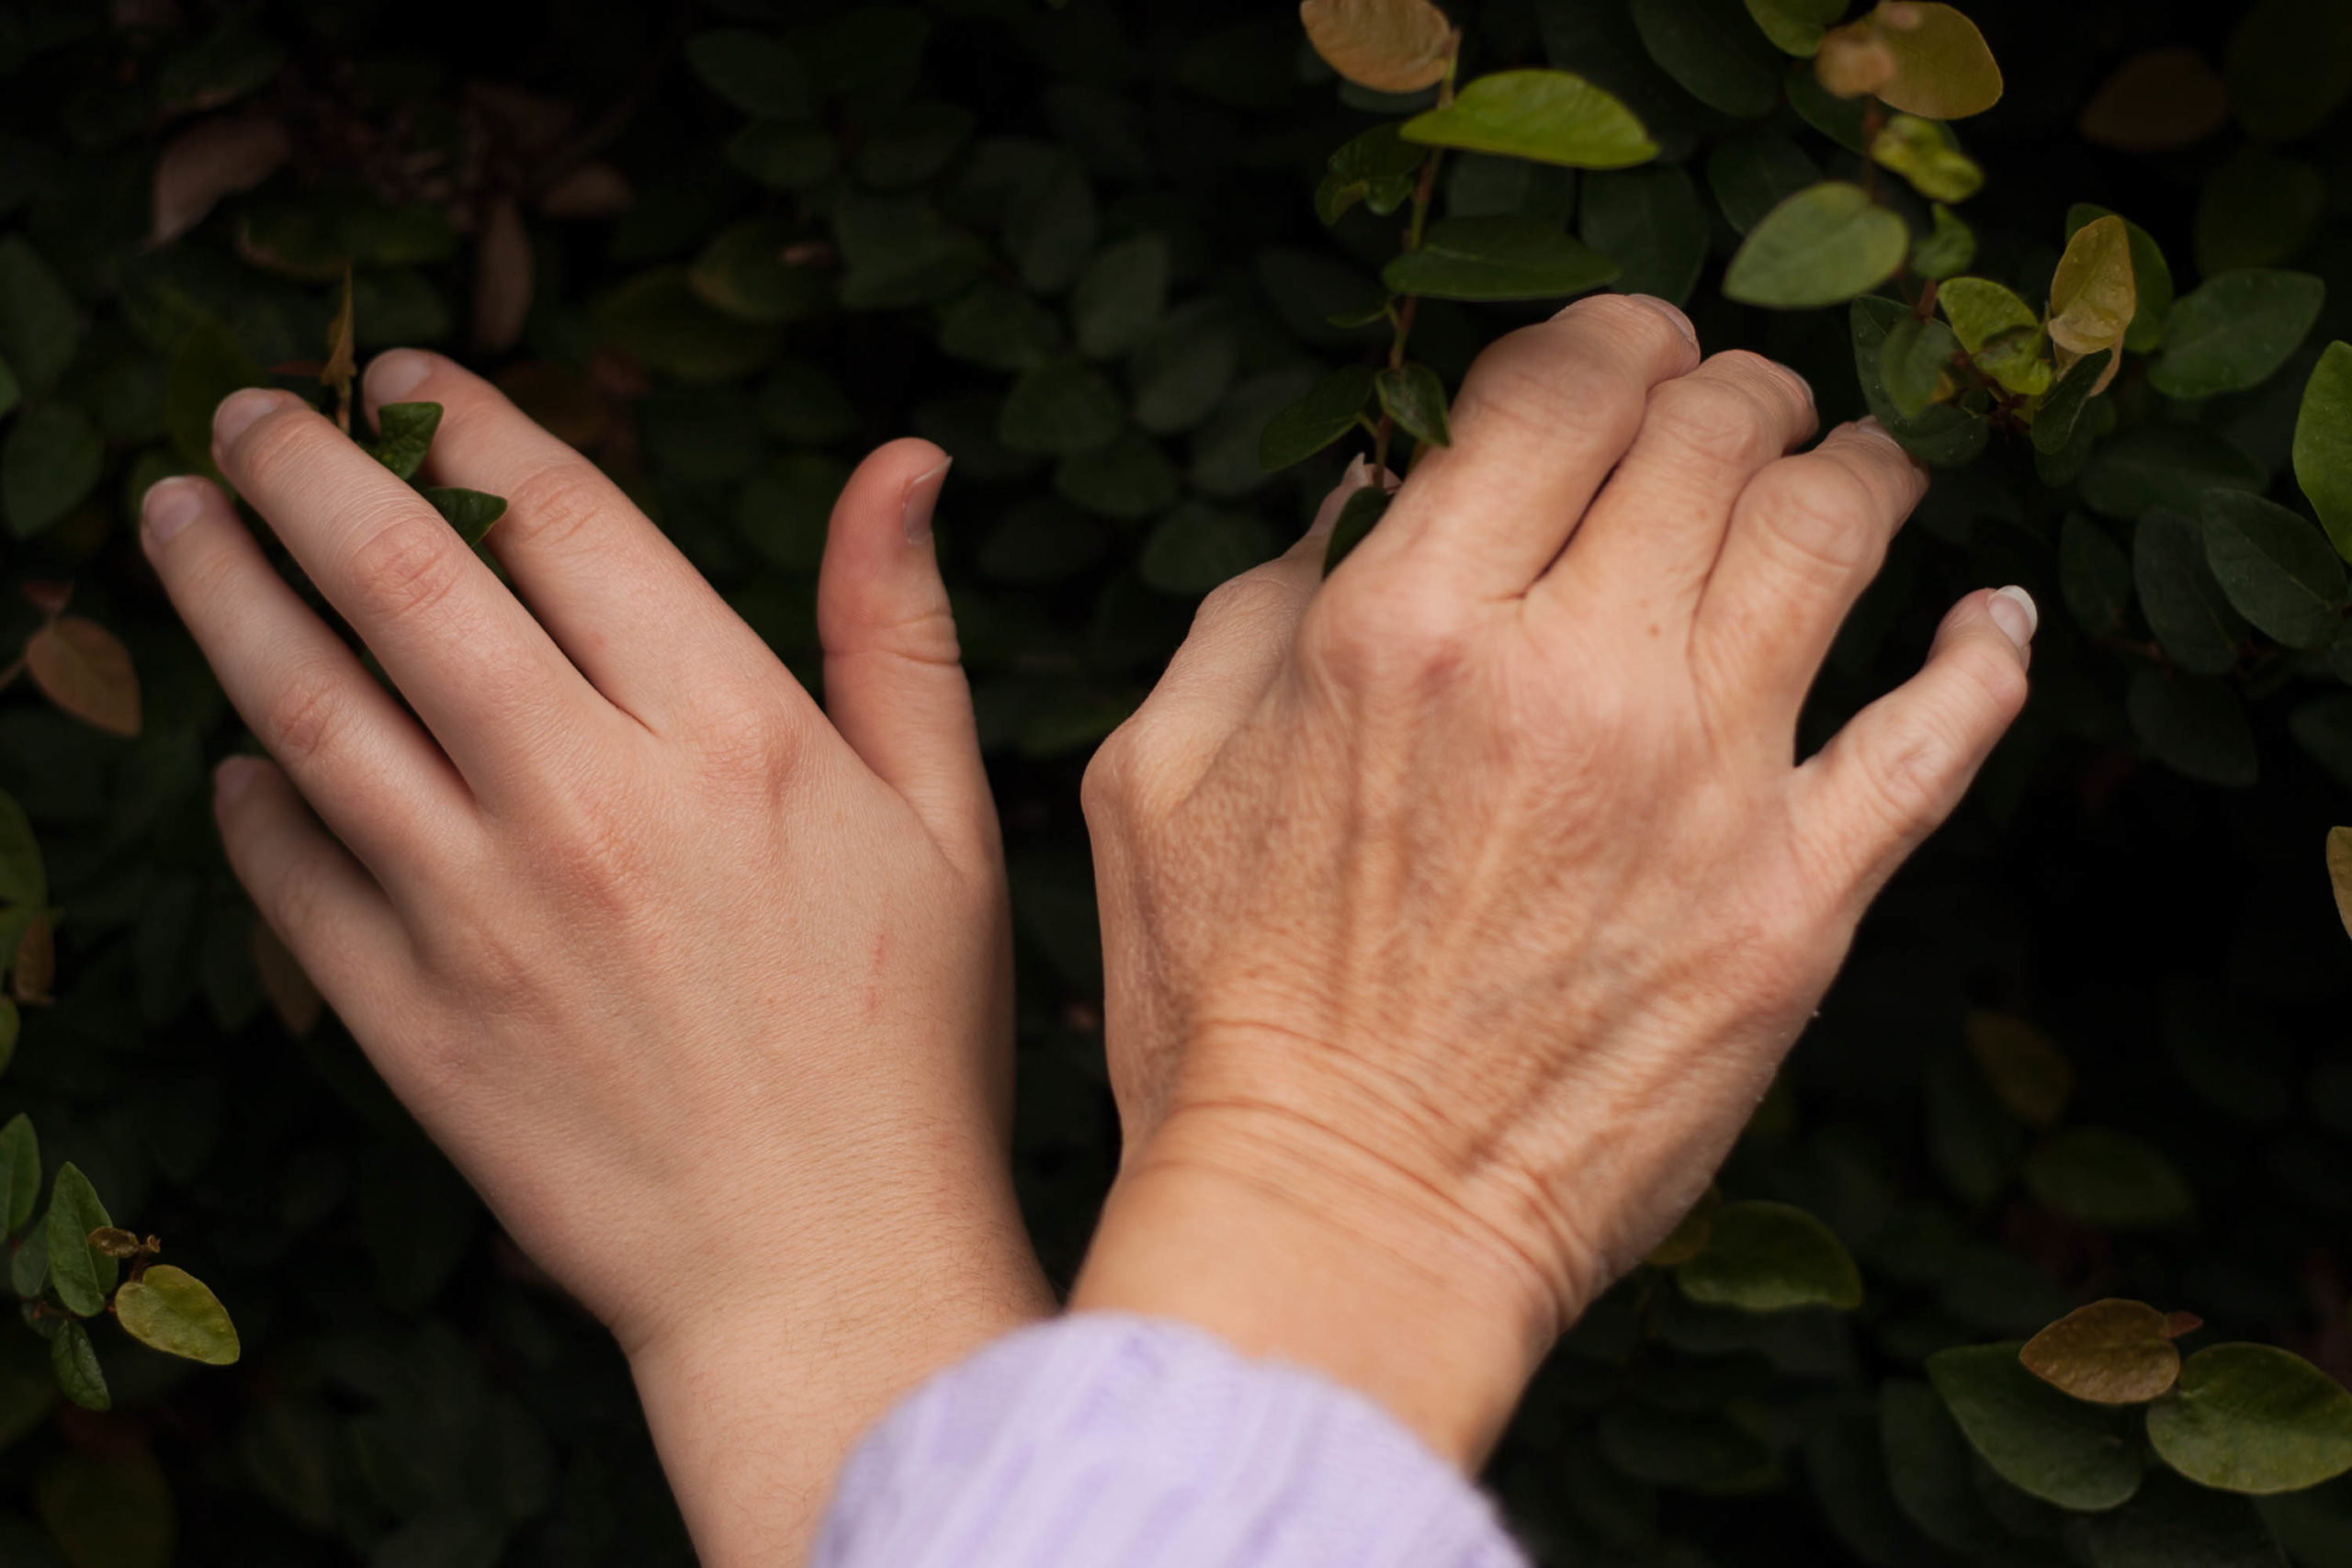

left=141, top=353, right=1049, bottom=1564
left=1070, top=294, right=2034, bottom=1461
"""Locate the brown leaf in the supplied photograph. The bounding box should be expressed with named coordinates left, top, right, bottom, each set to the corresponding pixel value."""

left=13, top=916, right=51, bottom=1006
left=2325, top=827, right=2352, bottom=942
left=2165, top=1311, right=2205, bottom=1340
left=473, top=196, right=534, bottom=355
left=19, top=581, right=71, bottom=617
left=252, top=920, right=322, bottom=1037
left=26, top=618, right=141, bottom=738
left=322, top=267, right=356, bottom=433
left=1299, top=0, right=1456, bottom=95
left=537, top=162, right=635, bottom=220
left=1815, top=29, right=1897, bottom=98
left=150, top=112, right=290, bottom=247
left=87, top=1228, right=144, bottom=1259
left=2020, top=1298, right=2184, bottom=1404
left=2079, top=46, right=2230, bottom=152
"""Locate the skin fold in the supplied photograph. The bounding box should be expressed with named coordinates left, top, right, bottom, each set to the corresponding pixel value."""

left=141, top=293, right=2030, bottom=1560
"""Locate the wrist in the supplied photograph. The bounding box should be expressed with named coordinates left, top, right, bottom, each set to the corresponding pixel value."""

left=1069, top=1100, right=1557, bottom=1466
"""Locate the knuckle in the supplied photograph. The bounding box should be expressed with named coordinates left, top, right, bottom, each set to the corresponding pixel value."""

left=347, top=514, right=469, bottom=627
left=1559, top=292, right=1687, bottom=358
left=1080, top=726, right=1144, bottom=826
left=1455, top=333, right=1637, bottom=447
left=501, top=461, right=611, bottom=556
left=228, top=405, right=318, bottom=492
left=1303, top=575, right=1471, bottom=688
left=687, top=690, right=806, bottom=792
left=1745, top=465, right=1884, bottom=584
left=260, top=665, right=350, bottom=770
left=1193, top=568, right=1297, bottom=637
left=1647, top=376, right=1781, bottom=467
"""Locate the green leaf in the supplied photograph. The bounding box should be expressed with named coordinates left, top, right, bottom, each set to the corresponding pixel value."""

left=2148, top=1343, right=2352, bottom=1495
left=1850, top=297, right=1989, bottom=467
left=2136, top=504, right=2251, bottom=675
left=2082, top=426, right=2266, bottom=520
left=1381, top=217, right=1619, bottom=302
left=2294, top=342, right=2352, bottom=561
left=2024, top=1126, right=2196, bottom=1228
left=11, top=1223, right=46, bottom=1301
left=424, top=488, right=506, bottom=547
left=42, top=1164, right=114, bottom=1317
left=685, top=28, right=812, bottom=119
left=1629, top=0, right=1785, bottom=117
left=0, top=1114, right=37, bottom=1237
left=1070, top=234, right=1170, bottom=360
left=164, top=317, right=264, bottom=475
left=2152, top=270, right=2326, bottom=400
left=1937, top=277, right=2044, bottom=399
left=1579, top=165, right=1710, bottom=307
left=855, top=103, right=975, bottom=191
left=833, top=194, right=989, bottom=310
left=1001, top=152, right=1097, bottom=296
left=2059, top=513, right=2132, bottom=634
left=114, top=1265, right=239, bottom=1366
left=2032, top=350, right=2110, bottom=455
left=1400, top=70, right=1659, bottom=170
left=691, top=220, right=830, bottom=325
left=2131, top=669, right=2258, bottom=788
left=729, top=121, right=837, bottom=194
left=2201, top=490, right=2346, bottom=649
left=2224, top=0, right=2352, bottom=145
left=2196, top=145, right=2324, bottom=278
left=1878, top=316, right=1960, bottom=420
left=1926, top=1342, right=2145, bottom=1511
left=1374, top=363, right=1452, bottom=449
left=1966, top=1010, right=2074, bottom=1128
left=938, top=283, right=1067, bottom=374
left=0, top=356, right=16, bottom=422
left=1600, top=1403, right=1779, bottom=1492
left=1673, top=1200, right=1863, bottom=1312
left=595, top=269, right=782, bottom=383
left=1787, top=58, right=1872, bottom=151
left=156, top=14, right=283, bottom=111
left=1324, top=485, right=1390, bottom=575
left=736, top=453, right=846, bottom=571
left=1724, top=183, right=1908, bottom=309
left=1879, top=1378, right=2009, bottom=1554
left=1317, top=125, right=1426, bottom=226
left=2086, top=1471, right=2291, bottom=1567
left=1743, top=0, right=1846, bottom=56
left=1259, top=366, right=1375, bottom=472
left=1911, top=204, right=1977, bottom=281
left=47, top=1320, right=107, bottom=1412
left=4, top=403, right=102, bottom=539
left=1139, top=500, right=1277, bottom=595
left=367, top=401, right=442, bottom=482
left=1132, top=301, right=1238, bottom=434
left=0, top=789, right=43, bottom=912
left=999, top=361, right=1125, bottom=456
left=1705, top=131, right=1822, bottom=235
left=0, top=237, right=80, bottom=394
left=36, top=1454, right=173, bottom=1568
left=2067, top=204, right=2175, bottom=354
left=1870, top=115, right=1983, bottom=204
left=1053, top=432, right=1178, bottom=520
left=2020, top=1300, right=2184, bottom=1404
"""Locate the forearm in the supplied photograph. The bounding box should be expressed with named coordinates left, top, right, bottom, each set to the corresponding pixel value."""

left=629, top=1192, right=1053, bottom=1565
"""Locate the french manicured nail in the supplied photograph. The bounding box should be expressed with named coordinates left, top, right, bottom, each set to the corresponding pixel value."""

left=366, top=349, right=434, bottom=405
left=1989, top=585, right=2038, bottom=649
left=213, top=388, right=293, bottom=449
left=214, top=756, right=262, bottom=808
left=1630, top=293, right=1699, bottom=347
left=903, top=456, right=952, bottom=546
left=141, top=477, right=205, bottom=547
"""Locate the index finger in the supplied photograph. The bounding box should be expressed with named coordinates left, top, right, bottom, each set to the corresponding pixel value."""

left=211, top=388, right=607, bottom=795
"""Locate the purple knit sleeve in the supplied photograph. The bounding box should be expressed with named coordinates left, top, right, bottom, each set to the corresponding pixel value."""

left=810, top=1313, right=1528, bottom=1568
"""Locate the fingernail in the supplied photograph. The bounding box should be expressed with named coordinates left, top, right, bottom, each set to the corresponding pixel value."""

left=214, top=388, right=292, bottom=450
left=141, top=477, right=205, bottom=547
left=1988, top=585, right=2038, bottom=649
left=366, top=349, right=434, bottom=405
left=903, top=456, right=952, bottom=546
left=1630, top=293, right=1699, bottom=348
left=214, top=756, right=261, bottom=808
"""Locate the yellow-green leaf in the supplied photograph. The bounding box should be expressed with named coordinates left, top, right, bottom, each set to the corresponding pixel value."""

left=1869, top=114, right=1982, bottom=203
left=1743, top=0, right=1848, bottom=57
left=2294, top=342, right=2352, bottom=562
left=2147, top=1344, right=2352, bottom=1495
left=1299, top=0, right=1456, bottom=95
left=1673, top=1200, right=1863, bottom=1312
left=2019, top=1300, right=2183, bottom=1404
left=115, top=1265, right=240, bottom=1366
left=2048, top=214, right=2136, bottom=362
left=1822, top=3, right=2003, bottom=119
left=1400, top=70, right=1658, bottom=170
left=1965, top=1010, right=2073, bottom=1128
left=1939, top=276, right=2049, bottom=396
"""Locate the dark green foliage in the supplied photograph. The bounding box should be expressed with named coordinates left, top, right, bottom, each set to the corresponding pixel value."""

left=0, top=2, right=2345, bottom=1564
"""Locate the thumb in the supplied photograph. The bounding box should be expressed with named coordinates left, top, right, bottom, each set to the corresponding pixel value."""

left=817, top=437, right=995, bottom=865
left=1792, top=586, right=2034, bottom=907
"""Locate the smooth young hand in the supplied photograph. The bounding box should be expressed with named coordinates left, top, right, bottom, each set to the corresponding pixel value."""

left=141, top=355, right=1051, bottom=1564
left=1071, top=295, right=2034, bottom=1461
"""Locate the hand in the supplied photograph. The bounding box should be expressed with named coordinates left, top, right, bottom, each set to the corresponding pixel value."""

left=1069, top=295, right=2035, bottom=1462
left=141, top=353, right=1051, bottom=1563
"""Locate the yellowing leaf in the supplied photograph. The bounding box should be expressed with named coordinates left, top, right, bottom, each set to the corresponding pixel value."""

left=2049, top=215, right=2136, bottom=357
left=2020, top=1299, right=2183, bottom=1404
left=1401, top=71, right=1658, bottom=170
left=2079, top=46, right=2231, bottom=152
left=1821, top=3, right=2003, bottom=119
left=26, top=617, right=141, bottom=738
left=321, top=266, right=356, bottom=433
left=1299, top=0, right=1456, bottom=94
left=1938, top=276, right=2048, bottom=394
left=1869, top=113, right=1983, bottom=202
left=116, top=1266, right=241, bottom=1366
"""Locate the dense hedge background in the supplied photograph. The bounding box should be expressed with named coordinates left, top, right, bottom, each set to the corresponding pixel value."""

left=0, top=0, right=2349, bottom=1562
